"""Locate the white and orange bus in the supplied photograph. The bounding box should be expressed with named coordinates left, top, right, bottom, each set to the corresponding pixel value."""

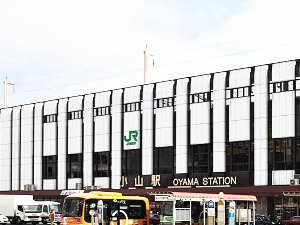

left=61, top=191, right=149, bottom=225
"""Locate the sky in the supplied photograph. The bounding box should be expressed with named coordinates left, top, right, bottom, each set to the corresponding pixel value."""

left=1, top=0, right=300, bottom=107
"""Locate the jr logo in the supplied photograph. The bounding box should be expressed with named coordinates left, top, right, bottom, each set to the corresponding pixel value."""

left=124, top=130, right=138, bottom=145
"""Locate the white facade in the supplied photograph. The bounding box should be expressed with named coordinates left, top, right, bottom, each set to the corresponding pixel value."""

left=0, top=59, right=300, bottom=191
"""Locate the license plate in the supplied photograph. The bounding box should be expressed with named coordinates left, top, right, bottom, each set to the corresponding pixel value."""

left=30, top=219, right=39, bottom=221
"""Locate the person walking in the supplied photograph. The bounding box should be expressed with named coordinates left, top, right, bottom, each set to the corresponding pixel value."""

left=49, top=208, right=55, bottom=225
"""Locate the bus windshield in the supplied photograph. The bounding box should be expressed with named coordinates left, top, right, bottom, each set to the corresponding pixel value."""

left=62, top=198, right=84, bottom=217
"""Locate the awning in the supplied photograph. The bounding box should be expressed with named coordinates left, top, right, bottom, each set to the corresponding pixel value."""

left=148, top=191, right=257, bottom=201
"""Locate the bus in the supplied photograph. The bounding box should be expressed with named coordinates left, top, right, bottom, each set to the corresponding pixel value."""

left=61, top=191, right=150, bottom=225
left=148, top=191, right=257, bottom=225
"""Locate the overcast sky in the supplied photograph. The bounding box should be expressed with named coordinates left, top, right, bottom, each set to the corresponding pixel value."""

left=1, top=0, right=300, bottom=107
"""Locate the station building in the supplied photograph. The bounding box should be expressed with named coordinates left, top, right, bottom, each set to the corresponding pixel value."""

left=1, top=59, right=300, bottom=219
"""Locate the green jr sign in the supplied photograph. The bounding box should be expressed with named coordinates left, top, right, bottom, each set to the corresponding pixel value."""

left=124, top=130, right=138, bottom=145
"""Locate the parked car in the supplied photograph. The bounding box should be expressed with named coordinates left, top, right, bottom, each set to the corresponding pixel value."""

left=282, top=216, right=300, bottom=225
left=256, top=215, right=276, bottom=225
left=0, top=213, right=9, bottom=225
left=150, top=214, right=160, bottom=225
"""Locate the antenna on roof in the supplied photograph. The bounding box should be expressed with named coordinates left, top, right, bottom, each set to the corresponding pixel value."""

left=4, top=77, right=15, bottom=108
left=144, top=46, right=154, bottom=84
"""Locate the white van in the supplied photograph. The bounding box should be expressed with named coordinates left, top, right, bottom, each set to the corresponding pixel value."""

left=36, top=201, right=62, bottom=224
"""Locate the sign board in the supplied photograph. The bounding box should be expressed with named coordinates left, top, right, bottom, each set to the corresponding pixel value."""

left=208, top=208, right=215, bottom=217
left=218, top=200, right=224, bottom=205
left=208, top=200, right=214, bottom=208
left=97, top=200, right=103, bottom=222
left=155, top=195, right=170, bottom=201
left=60, top=190, right=84, bottom=195
left=228, top=201, right=236, bottom=217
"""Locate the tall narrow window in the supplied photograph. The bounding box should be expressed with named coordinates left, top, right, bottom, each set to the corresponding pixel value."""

left=153, top=147, right=174, bottom=175
left=269, top=138, right=294, bottom=170
left=67, top=153, right=82, bottom=178
left=93, top=152, right=109, bottom=177
left=188, top=144, right=211, bottom=174
left=43, top=155, right=57, bottom=179
left=226, top=141, right=253, bottom=172
left=122, top=150, right=141, bottom=176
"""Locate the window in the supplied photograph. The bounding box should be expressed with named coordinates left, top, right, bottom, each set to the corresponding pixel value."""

left=68, top=111, right=82, bottom=120
left=269, top=138, right=294, bottom=170
left=67, top=154, right=82, bottom=178
left=122, top=150, right=141, bottom=176
left=154, top=97, right=174, bottom=109
left=226, top=86, right=252, bottom=99
left=270, top=80, right=295, bottom=93
left=84, top=199, right=146, bottom=223
left=43, top=155, right=57, bottom=179
left=62, top=198, right=84, bottom=217
left=190, top=92, right=211, bottom=103
left=123, top=102, right=141, bottom=112
left=188, top=144, right=210, bottom=174
left=43, top=114, right=57, bottom=123
left=153, top=147, right=174, bottom=175
left=226, top=141, right=253, bottom=172
left=94, top=106, right=110, bottom=116
left=93, top=152, right=109, bottom=177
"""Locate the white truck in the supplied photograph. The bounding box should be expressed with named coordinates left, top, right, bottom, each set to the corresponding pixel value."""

left=0, top=195, right=42, bottom=225
left=35, top=201, right=62, bottom=224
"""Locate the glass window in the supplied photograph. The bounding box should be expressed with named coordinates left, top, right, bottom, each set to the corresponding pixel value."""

left=154, top=98, right=174, bottom=108
left=269, top=138, right=295, bottom=170
left=68, top=111, right=83, bottom=120
left=67, top=154, right=82, bottom=178
left=153, top=147, right=174, bottom=175
left=232, top=89, right=238, bottom=98
left=93, top=152, right=109, bottom=177
left=122, top=150, right=141, bottom=176
left=244, top=87, right=249, bottom=96
left=238, top=88, right=243, bottom=97
left=275, top=82, right=282, bottom=92
left=43, top=155, right=57, bottom=179
left=43, top=114, right=58, bottom=123
left=226, top=141, right=253, bottom=172
left=188, top=144, right=210, bottom=174
left=62, top=198, right=84, bottom=217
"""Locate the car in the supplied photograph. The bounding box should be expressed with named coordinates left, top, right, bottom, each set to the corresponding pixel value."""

left=150, top=214, right=160, bottom=225
left=0, top=213, right=9, bottom=225
left=256, top=215, right=276, bottom=225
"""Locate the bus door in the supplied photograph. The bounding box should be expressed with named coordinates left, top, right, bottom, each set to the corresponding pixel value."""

left=108, top=200, right=130, bottom=225
left=108, top=201, right=122, bottom=225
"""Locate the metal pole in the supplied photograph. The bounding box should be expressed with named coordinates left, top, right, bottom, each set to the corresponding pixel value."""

left=144, top=49, right=148, bottom=84
left=203, top=200, right=206, bottom=225
left=4, top=80, right=7, bottom=108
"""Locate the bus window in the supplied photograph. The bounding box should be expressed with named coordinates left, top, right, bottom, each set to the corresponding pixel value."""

left=128, top=201, right=146, bottom=219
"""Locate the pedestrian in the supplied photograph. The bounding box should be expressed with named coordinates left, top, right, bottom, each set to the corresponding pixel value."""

left=49, top=208, right=55, bottom=225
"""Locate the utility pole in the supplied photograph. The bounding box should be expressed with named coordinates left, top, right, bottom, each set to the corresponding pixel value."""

left=143, top=46, right=154, bottom=84
left=4, top=78, right=15, bottom=108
